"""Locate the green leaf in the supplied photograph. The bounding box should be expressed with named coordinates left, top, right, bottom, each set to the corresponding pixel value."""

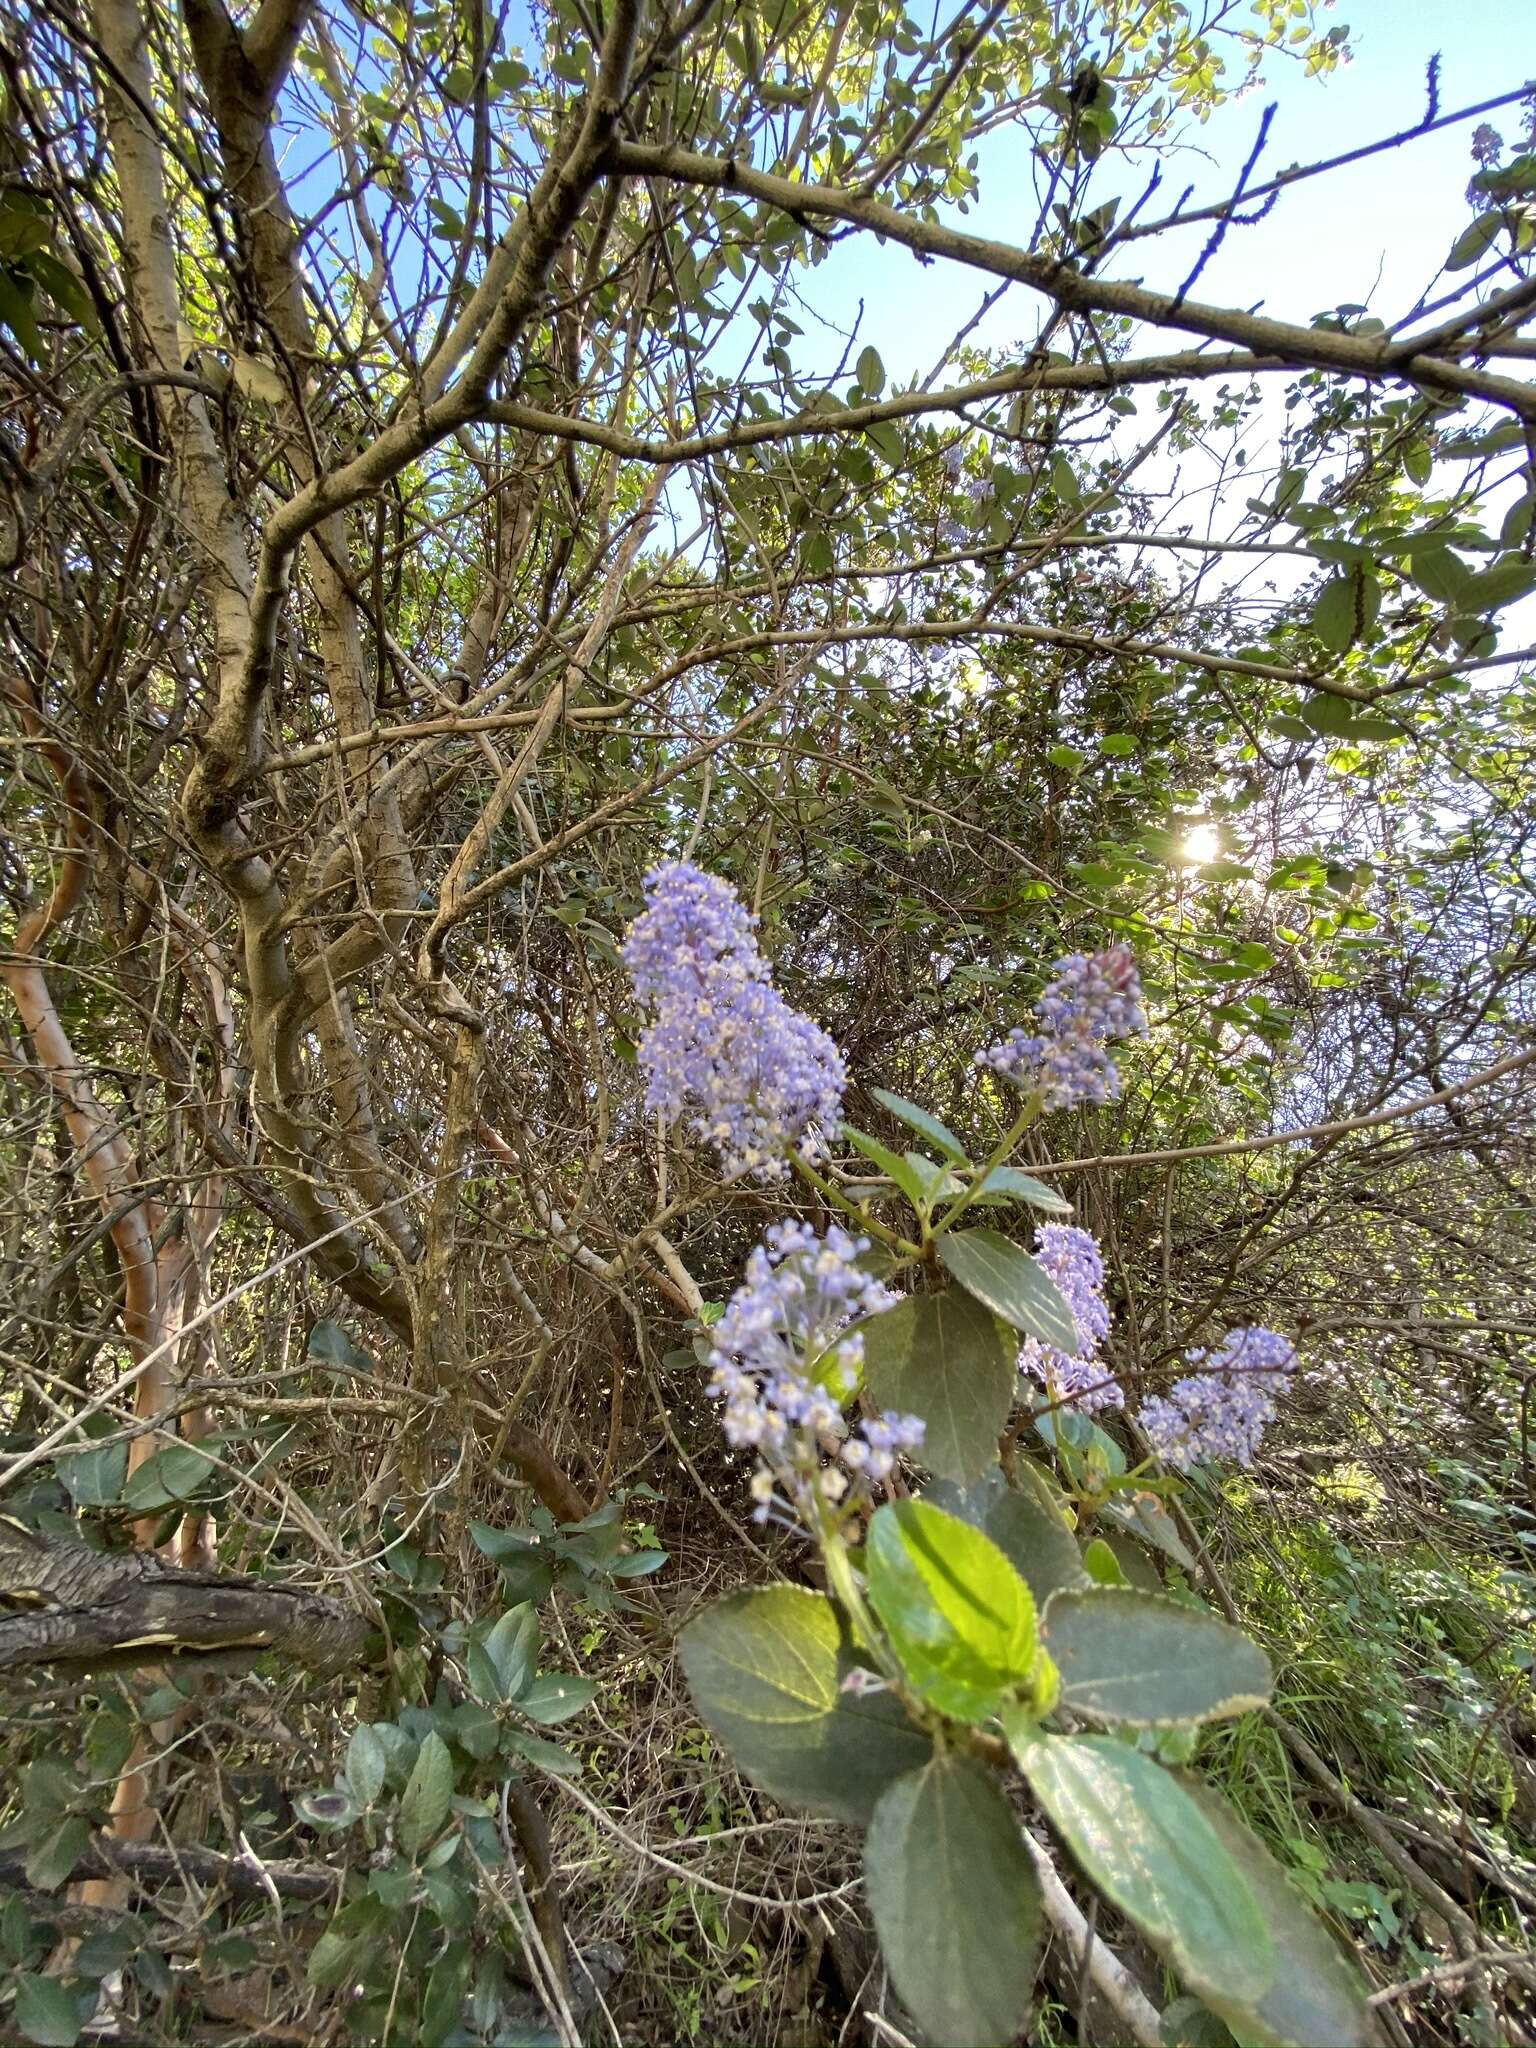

left=678, top=1587, right=931, bottom=1823
left=861, top=1289, right=1014, bottom=1482
left=0, top=266, right=42, bottom=360
left=1404, top=541, right=1470, bottom=605
left=516, top=1674, right=597, bottom=1725
left=121, top=1435, right=226, bottom=1514
left=901, top=1150, right=964, bottom=1204
left=1007, top=1728, right=1271, bottom=2009
left=55, top=1439, right=127, bottom=1508
left=1035, top=1406, right=1127, bottom=1479
left=346, top=1724, right=387, bottom=1808
left=1311, top=571, right=1378, bottom=652
left=865, top=1500, right=1037, bottom=1722
left=1082, top=1536, right=1129, bottom=1586
left=306, top=1928, right=359, bottom=1988
left=1101, top=1493, right=1196, bottom=1572
left=937, top=1229, right=1080, bottom=1352
left=452, top=1701, right=500, bottom=1761
left=924, top=1468, right=1088, bottom=1606
left=966, top=1165, right=1073, bottom=1215
left=1446, top=209, right=1502, bottom=269
left=606, top=1549, right=668, bottom=1578
left=73, top=1923, right=139, bottom=1979
left=868, top=1087, right=968, bottom=1163
left=1300, top=690, right=1366, bottom=738
left=1176, top=1778, right=1381, bottom=2046
left=508, top=1733, right=582, bottom=1776
left=307, top=1320, right=374, bottom=1374
left=1461, top=557, right=1536, bottom=612
left=467, top=1519, right=537, bottom=1561
left=398, top=1731, right=455, bottom=1855
left=24, top=1816, right=89, bottom=1893
left=844, top=1126, right=930, bottom=1208
left=866, top=418, right=903, bottom=465
left=12, top=1974, right=81, bottom=2048
left=863, top=1754, right=1042, bottom=2048
left=421, top=1938, right=472, bottom=2048
left=856, top=344, right=886, bottom=396
left=477, top=1605, right=540, bottom=1702
left=1041, top=1588, right=1272, bottom=1726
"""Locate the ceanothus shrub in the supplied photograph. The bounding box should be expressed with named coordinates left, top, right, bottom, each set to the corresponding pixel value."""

left=625, top=862, right=1376, bottom=2048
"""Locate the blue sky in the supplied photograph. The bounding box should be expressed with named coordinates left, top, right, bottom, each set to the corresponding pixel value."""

left=797, top=0, right=1535, bottom=380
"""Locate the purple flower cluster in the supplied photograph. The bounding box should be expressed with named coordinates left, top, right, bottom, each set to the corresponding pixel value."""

left=622, top=863, right=847, bottom=1180
left=976, top=945, right=1147, bottom=1110
left=1019, top=1224, right=1123, bottom=1413
left=1139, top=1327, right=1299, bottom=1470
left=706, top=1222, right=924, bottom=1518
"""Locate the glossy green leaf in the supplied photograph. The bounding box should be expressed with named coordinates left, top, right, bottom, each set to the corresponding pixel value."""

left=1041, top=1588, right=1272, bottom=1726
left=398, top=1731, right=455, bottom=1855
left=925, top=1467, right=1087, bottom=1605
left=1007, top=1726, right=1271, bottom=2006
left=606, top=1548, right=668, bottom=1578
left=1461, top=557, right=1536, bottom=612
left=1102, top=1492, right=1196, bottom=1571
left=863, top=1754, right=1042, bottom=2048
left=938, top=1228, right=1080, bottom=1351
left=868, top=1086, right=967, bottom=1163
left=856, top=344, right=885, bottom=396
left=678, top=1587, right=931, bottom=1823
left=0, top=267, right=42, bottom=361
left=861, top=1288, right=1014, bottom=1481
left=865, top=1499, right=1037, bottom=1721
left=1177, top=1778, right=1382, bottom=2046
left=1082, top=1536, right=1129, bottom=1586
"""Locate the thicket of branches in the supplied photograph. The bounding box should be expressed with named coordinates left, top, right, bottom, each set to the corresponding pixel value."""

left=0, top=0, right=1532, bottom=2038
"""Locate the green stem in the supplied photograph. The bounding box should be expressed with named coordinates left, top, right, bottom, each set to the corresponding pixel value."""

left=817, top=1504, right=895, bottom=1674
left=787, top=1149, right=922, bottom=1260
left=933, top=1090, right=1044, bottom=1234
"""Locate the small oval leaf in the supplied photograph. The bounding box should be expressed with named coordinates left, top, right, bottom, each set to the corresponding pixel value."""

left=864, top=1754, right=1043, bottom=2048
left=937, top=1229, right=1080, bottom=1352
left=865, top=1499, right=1037, bottom=1722
left=1007, top=1727, right=1272, bottom=2008
left=1042, top=1587, right=1272, bottom=1726
left=678, top=1586, right=931, bottom=1823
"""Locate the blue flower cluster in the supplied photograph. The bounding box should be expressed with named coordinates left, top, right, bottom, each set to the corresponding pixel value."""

left=1139, top=1327, right=1299, bottom=1470
left=976, top=944, right=1147, bottom=1110
left=705, top=1222, right=924, bottom=1519
left=1019, top=1223, right=1123, bottom=1413
left=622, top=863, right=847, bottom=1181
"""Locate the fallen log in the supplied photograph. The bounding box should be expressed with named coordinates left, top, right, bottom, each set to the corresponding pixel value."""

left=0, top=1518, right=368, bottom=1677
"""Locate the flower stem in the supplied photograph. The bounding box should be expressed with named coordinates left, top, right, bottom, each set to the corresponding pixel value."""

left=933, top=1090, right=1044, bottom=1234
left=786, top=1150, right=922, bottom=1260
